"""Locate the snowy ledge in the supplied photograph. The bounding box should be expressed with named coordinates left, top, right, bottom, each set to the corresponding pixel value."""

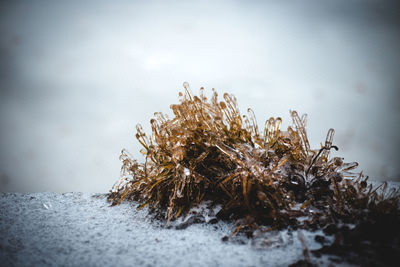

left=1, top=184, right=399, bottom=267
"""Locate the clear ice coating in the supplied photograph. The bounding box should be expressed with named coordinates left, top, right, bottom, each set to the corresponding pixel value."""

left=321, top=128, right=335, bottom=161
left=108, top=84, right=399, bottom=238
left=291, top=110, right=310, bottom=155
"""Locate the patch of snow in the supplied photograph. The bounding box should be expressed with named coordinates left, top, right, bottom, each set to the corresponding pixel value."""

left=1, top=188, right=396, bottom=267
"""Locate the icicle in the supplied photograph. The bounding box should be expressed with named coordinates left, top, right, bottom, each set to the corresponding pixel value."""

left=321, top=128, right=335, bottom=160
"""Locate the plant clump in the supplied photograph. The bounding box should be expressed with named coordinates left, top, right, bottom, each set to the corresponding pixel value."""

left=108, top=83, right=399, bottom=265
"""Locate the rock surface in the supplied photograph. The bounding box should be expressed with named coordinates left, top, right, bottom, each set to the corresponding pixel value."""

left=1, top=190, right=395, bottom=267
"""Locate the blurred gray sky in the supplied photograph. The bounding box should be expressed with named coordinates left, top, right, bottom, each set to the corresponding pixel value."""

left=1, top=0, right=399, bottom=192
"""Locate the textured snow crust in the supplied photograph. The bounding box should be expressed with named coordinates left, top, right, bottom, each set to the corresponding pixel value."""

left=3, top=186, right=397, bottom=267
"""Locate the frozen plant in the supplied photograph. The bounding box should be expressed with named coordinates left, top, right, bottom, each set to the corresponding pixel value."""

left=109, top=83, right=399, bottom=235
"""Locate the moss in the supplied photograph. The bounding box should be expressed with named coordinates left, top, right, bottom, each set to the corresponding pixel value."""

left=109, top=83, right=398, bottom=231
left=108, top=83, right=400, bottom=264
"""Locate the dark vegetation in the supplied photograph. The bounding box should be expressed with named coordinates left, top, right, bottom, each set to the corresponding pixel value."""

left=109, top=83, right=399, bottom=266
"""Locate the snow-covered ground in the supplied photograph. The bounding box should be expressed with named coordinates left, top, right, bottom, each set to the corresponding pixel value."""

left=0, top=192, right=344, bottom=267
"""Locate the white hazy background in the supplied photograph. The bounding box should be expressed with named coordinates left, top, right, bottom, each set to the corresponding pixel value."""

left=0, top=0, right=399, bottom=192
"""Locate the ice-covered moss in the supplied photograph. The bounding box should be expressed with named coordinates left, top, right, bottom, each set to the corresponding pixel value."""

left=109, top=83, right=399, bottom=234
